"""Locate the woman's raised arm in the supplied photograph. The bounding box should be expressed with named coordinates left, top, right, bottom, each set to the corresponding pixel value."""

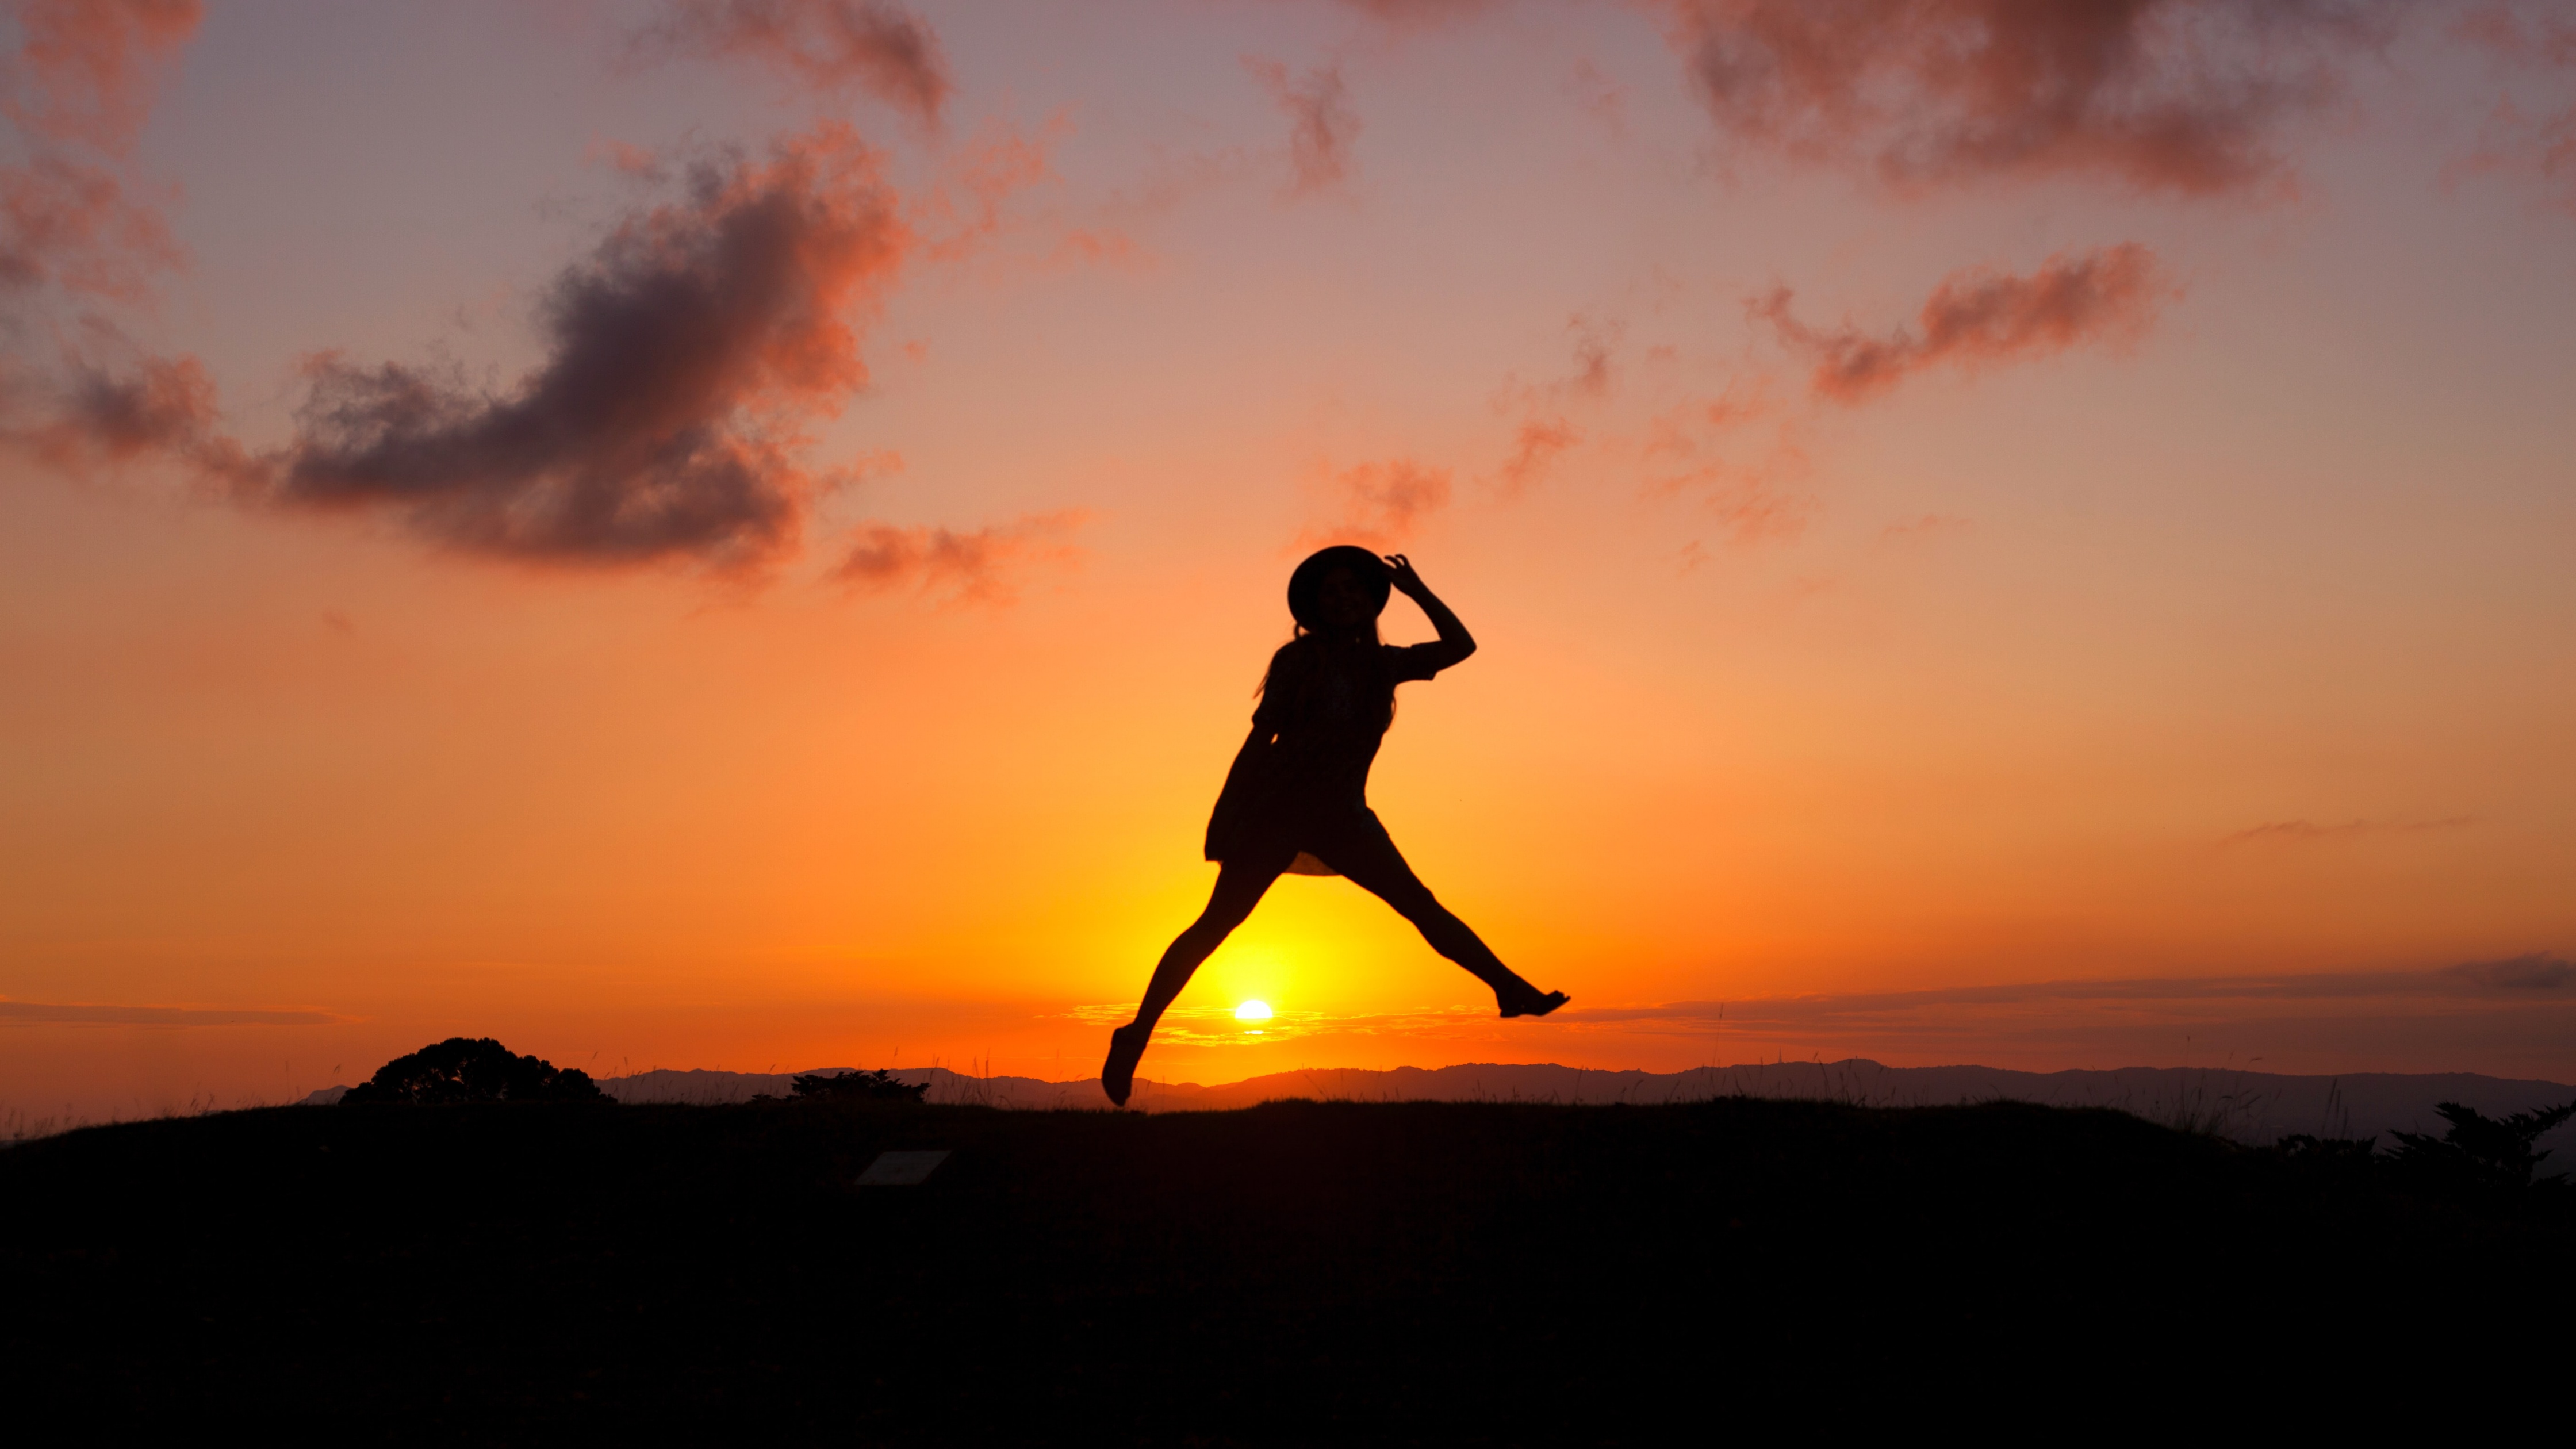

left=1383, top=554, right=1475, bottom=672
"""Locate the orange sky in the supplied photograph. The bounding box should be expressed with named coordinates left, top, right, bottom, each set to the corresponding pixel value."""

left=5, top=1, right=2576, bottom=1120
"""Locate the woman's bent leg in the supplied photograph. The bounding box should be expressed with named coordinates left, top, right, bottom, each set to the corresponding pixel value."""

left=1319, top=821, right=1555, bottom=1010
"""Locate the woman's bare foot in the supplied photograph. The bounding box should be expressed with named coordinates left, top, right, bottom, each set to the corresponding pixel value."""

left=1102, top=1022, right=1151, bottom=1107
left=1500, top=988, right=1569, bottom=1019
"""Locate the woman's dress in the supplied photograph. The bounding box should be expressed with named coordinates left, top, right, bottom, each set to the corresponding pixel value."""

left=1203, top=638, right=1447, bottom=877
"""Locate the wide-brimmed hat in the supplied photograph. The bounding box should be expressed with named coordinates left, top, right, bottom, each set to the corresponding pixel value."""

left=1287, top=545, right=1390, bottom=630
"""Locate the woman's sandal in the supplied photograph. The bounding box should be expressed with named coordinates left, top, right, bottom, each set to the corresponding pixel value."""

left=1500, top=988, right=1569, bottom=1019
left=1101, top=1022, right=1151, bottom=1107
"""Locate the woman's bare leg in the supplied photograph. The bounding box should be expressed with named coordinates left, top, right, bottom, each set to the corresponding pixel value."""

left=1134, top=860, right=1283, bottom=1032
left=1322, top=823, right=1565, bottom=1015
left=1103, top=858, right=1283, bottom=1105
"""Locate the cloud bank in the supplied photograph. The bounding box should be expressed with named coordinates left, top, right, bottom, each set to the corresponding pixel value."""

left=1550, top=961, right=2576, bottom=1075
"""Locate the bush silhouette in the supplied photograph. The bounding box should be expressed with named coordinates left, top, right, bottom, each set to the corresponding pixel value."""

left=2270, top=1133, right=2382, bottom=1188
left=341, top=1038, right=606, bottom=1105
left=2387, top=1099, right=2576, bottom=1193
left=790, top=1068, right=927, bottom=1103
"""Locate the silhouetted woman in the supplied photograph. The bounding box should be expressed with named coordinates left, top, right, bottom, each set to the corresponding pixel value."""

left=1102, top=548, right=1566, bottom=1106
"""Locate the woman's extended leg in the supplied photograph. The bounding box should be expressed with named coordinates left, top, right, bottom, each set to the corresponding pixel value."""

left=1319, top=818, right=1566, bottom=1017
left=1102, top=858, right=1285, bottom=1105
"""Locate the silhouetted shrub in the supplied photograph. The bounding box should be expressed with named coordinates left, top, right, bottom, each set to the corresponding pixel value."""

left=2387, top=1100, right=2575, bottom=1194
left=2266, top=1133, right=2381, bottom=1191
left=341, top=1038, right=606, bottom=1105
left=790, top=1068, right=927, bottom=1103
left=2274, top=1135, right=2379, bottom=1162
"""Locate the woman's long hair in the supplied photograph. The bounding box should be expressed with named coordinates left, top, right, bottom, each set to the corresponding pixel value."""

left=1256, top=618, right=1394, bottom=735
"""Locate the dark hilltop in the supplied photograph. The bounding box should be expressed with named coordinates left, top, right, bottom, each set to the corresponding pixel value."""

left=7, top=1074, right=2571, bottom=1439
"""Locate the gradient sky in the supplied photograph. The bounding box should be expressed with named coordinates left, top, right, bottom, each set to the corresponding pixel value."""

left=5, top=0, right=2575, bottom=1120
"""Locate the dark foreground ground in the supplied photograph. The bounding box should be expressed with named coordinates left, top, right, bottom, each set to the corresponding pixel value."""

left=5, top=1097, right=2569, bottom=1442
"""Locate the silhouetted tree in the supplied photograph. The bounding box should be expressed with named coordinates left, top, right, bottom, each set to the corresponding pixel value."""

left=341, top=1037, right=606, bottom=1105
left=790, top=1068, right=927, bottom=1103
left=2386, top=1100, right=2576, bottom=1193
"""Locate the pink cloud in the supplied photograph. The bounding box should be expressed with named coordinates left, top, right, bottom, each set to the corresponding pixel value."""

left=1492, top=417, right=1580, bottom=499
left=1638, top=378, right=1810, bottom=545
left=1245, top=57, right=1362, bottom=197
left=1328, top=0, right=1502, bottom=30
left=2447, top=2, right=2576, bottom=213
left=0, top=0, right=200, bottom=152
left=1660, top=0, right=2388, bottom=195
left=0, top=153, right=182, bottom=300
left=10, top=350, right=244, bottom=481
left=1565, top=57, right=1628, bottom=136
left=1755, top=243, right=2169, bottom=403
left=0, top=0, right=200, bottom=301
left=637, top=0, right=953, bottom=130
left=911, top=117, right=1063, bottom=264
left=834, top=508, right=1091, bottom=603
left=1302, top=457, right=1452, bottom=549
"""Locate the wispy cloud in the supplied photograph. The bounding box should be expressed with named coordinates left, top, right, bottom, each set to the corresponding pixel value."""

left=1067, top=961, right=2576, bottom=1074
left=1300, top=457, right=1452, bottom=549
left=1532, top=964, right=2576, bottom=1077
left=0, top=0, right=200, bottom=302
left=910, top=116, right=1063, bottom=263
left=1880, top=512, right=1972, bottom=543
left=0, top=998, right=337, bottom=1027
left=1755, top=244, right=2169, bottom=403
left=633, top=0, right=953, bottom=131
left=1327, top=0, right=1503, bottom=32
left=1060, top=1000, right=1503, bottom=1046
left=1640, top=379, right=1811, bottom=546
left=2445, top=1, right=2576, bottom=213
left=1482, top=315, right=1626, bottom=497
left=1662, top=0, right=2391, bottom=195
left=833, top=508, right=1092, bottom=603
left=1490, top=417, right=1580, bottom=499
left=1565, top=56, right=1627, bottom=136
left=12, top=350, right=246, bottom=480
left=1565, top=965, right=2576, bottom=1032
left=2445, top=953, right=2576, bottom=990
left=1245, top=56, right=1362, bottom=198
left=2224, top=816, right=2475, bottom=844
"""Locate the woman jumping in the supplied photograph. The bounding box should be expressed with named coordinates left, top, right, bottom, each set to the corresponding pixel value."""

left=1101, top=547, right=1567, bottom=1106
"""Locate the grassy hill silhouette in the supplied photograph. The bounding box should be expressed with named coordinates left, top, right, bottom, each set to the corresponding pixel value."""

left=5, top=1091, right=2569, bottom=1437
left=453, top=1057, right=2576, bottom=1153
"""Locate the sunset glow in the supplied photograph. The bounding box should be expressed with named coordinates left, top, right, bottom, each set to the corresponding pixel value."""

left=4, top=1, right=2575, bottom=1118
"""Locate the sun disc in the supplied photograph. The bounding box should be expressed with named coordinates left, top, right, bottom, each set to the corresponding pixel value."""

left=1235, top=999, right=1272, bottom=1022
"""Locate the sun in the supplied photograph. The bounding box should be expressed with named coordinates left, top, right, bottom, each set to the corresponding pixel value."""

left=1234, top=999, right=1272, bottom=1023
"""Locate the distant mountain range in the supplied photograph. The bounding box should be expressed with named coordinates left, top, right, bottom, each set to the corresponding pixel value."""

left=292, top=1058, right=2576, bottom=1153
